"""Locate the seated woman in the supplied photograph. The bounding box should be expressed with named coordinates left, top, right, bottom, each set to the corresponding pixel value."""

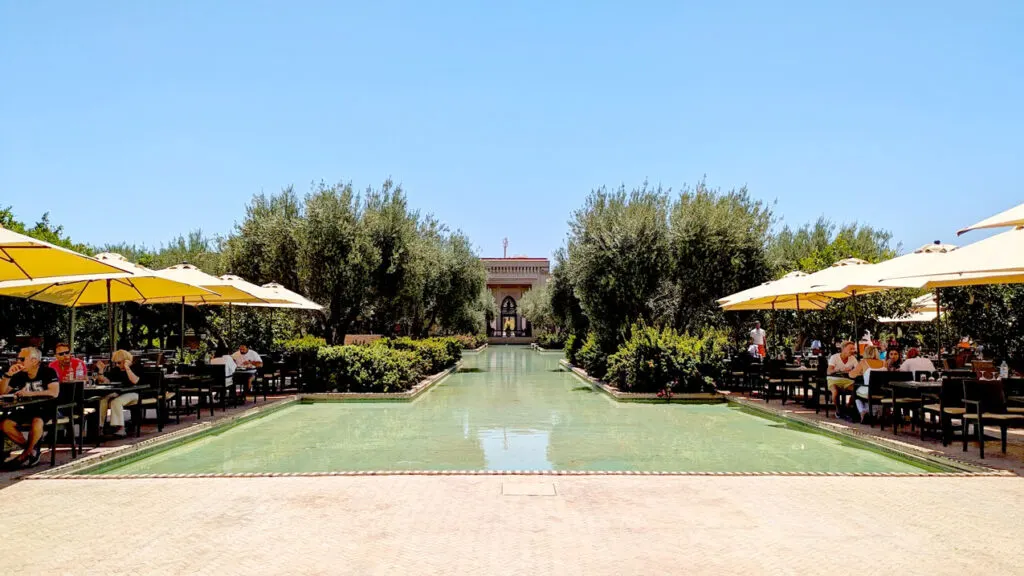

left=886, top=349, right=902, bottom=371
left=99, top=350, right=141, bottom=436
left=852, top=345, right=886, bottom=424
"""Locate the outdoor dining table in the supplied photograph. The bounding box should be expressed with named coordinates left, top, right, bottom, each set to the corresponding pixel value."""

left=781, top=365, right=818, bottom=406
left=886, top=379, right=942, bottom=436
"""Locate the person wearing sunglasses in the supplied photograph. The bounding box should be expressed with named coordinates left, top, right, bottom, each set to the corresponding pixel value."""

left=48, top=342, right=87, bottom=382
left=0, top=347, right=59, bottom=467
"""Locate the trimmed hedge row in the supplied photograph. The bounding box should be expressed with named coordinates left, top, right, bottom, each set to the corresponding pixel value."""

left=453, top=334, right=488, bottom=350
left=565, top=324, right=728, bottom=394
left=278, top=336, right=463, bottom=393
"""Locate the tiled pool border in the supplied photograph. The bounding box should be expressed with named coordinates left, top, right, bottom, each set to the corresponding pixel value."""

left=28, top=352, right=1008, bottom=480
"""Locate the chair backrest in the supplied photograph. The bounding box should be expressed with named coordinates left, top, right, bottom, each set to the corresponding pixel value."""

left=56, top=380, right=84, bottom=407
left=972, top=360, right=997, bottom=380
left=913, top=370, right=938, bottom=382
left=200, top=364, right=227, bottom=382
left=939, top=378, right=966, bottom=408
left=964, top=379, right=1007, bottom=414
left=1002, top=377, right=1024, bottom=398
left=138, top=368, right=164, bottom=392
left=868, top=369, right=911, bottom=393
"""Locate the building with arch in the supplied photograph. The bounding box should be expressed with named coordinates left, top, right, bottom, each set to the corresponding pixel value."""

left=481, top=257, right=550, bottom=341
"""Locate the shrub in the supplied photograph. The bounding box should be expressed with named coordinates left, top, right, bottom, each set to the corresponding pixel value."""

left=317, top=345, right=424, bottom=393
left=380, top=337, right=458, bottom=373
left=605, top=323, right=727, bottom=393
left=453, top=334, right=487, bottom=350
left=564, top=333, right=582, bottom=364
left=576, top=332, right=608, bottom=380
left=281, top=335, right=326, bottom=357
left=535, top=332, right=566, bottom=349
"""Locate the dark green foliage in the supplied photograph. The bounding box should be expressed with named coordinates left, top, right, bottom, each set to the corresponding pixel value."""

left=317, top=345, right=424, bottom=393
left=535, top=332, right=565, bottom=349
left=943, top=285, right=1024, bottom=366
left=576, top=332, right=608, bottom=380
left=606, top=324, right=727, bottom=393
left=378, top=336, right=461, bottom=373
left=564, top=333, right=582, bottom=365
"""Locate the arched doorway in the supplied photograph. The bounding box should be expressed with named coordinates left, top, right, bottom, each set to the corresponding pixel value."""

left=500, top=296, right=517, bottom=337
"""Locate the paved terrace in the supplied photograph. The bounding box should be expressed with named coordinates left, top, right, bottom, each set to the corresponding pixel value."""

left=2, top=388, right=1024, bottom=574
left=1, top=475, right=1023, bottom=575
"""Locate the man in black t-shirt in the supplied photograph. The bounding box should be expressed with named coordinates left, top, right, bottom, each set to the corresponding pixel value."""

left=0, top=347, right=59, bottom=467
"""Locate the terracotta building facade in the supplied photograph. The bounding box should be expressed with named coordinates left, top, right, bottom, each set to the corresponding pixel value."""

left=481, top=257, right=550, bottom=338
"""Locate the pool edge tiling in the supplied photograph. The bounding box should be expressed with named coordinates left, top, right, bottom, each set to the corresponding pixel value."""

left=39, top=347, right=996, bottom=478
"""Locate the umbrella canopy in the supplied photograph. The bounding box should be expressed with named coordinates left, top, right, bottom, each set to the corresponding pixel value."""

left=877, top=227, right=1024, bottom=287
left=0, top=225, right=124, bottom=281
left=820, top=243, right=958, bottom=292
left=878, top=310, right=940, bottom=324
left=142, top=264, right=271, bottom=305
left=957, top=202, right=1024, bottom=235
left=0, top=253, right=217, bottom=306
left=233, top=282, right=323, bottom=311
left=720, top=259, right=876, bottom=311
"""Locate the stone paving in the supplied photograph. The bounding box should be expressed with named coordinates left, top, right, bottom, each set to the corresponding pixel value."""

left=1, top=475, right=1023, bottom=575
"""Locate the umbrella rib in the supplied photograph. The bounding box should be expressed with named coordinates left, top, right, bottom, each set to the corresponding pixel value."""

left=70, top=281, right=91, bottom=307
left=24, top=281, right=60, bottom=300
left=0, top=247, right=33, bottom=280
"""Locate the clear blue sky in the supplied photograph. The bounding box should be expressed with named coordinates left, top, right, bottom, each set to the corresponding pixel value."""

left=2, top=1, right=1021, bottom=259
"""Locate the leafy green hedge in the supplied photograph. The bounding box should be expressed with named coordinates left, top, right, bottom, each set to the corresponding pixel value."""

left=576, top=332, right=608, bottom=380
left=306, top=336, right=462, bottom=393
left=318, top=345, right=425, bottom=393
left=564, top=333, right=582, bottom=365
left=378, top=337, right=462, bottom=374
left=453, top=334, right=488, bottom=350
left=535, top=332, right=566, bottom=349
left=605, top=324, right=727, bottom=393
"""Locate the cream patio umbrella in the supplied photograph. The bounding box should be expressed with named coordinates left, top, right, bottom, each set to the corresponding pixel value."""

left=140, top=264, right=274, bottom=351
left=878, top=294, right=944, bottom=324
left=879, top=228, right=1024, bottom=286
left=957, top=201, right=1024, bottom=235
left=0, top=253, right=217, bottom=354
left=0, top=225, right=123, bottom=281
left=234, top=283, right=323, bottom=311
left=232, top=282, right=323, bottom=349
left=722, top=259, right=878, bottom=349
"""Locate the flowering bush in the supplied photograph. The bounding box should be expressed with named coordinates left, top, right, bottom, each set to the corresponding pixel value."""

left=453, top=334, right=488, bottom=350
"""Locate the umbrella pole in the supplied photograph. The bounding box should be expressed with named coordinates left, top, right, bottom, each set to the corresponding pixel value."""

left=107, top=280, right=114, bottom=356
left=69, top=307, right=76, bottom=356
left=229, top=303, right=234, bottom=346
left=852, top=290, right=859, bottom=352
left=180, top=298, right=185, bottom=353
left=934, top=288, right=942, bottom=357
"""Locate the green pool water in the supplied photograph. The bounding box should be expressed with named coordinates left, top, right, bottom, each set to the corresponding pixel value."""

left=90, top=346, right=941, bottom=474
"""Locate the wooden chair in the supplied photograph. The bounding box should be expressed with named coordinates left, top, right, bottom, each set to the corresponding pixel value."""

left=129, top=369, right=173, bottom=436
left=41, top=381, right=83, bottom=466
left=921, top=379, right=969, bottom=446
left=962, top=380, right=1024, bottom=458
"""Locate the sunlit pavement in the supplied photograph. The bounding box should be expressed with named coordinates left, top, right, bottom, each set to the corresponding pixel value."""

left=1, top=475, right=1023, bottom=575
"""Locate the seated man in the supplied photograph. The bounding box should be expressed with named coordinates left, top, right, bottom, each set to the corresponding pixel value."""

left=0, top=347, right=59, bottom=467
left=231, top=344, right=263, bottom=394
left=827, top=341, right=858, bottom=417
left=49, top=342, right=87, bottom=382
left=900, top=348, right=936, bottom=375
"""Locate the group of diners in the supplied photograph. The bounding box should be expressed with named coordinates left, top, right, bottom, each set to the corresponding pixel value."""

left=826, top=341, right=937, bottom=423
left=0, top=342, right=264, bottom=469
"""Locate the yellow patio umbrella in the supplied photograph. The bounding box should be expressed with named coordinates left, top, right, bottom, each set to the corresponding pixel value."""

left=0, top=225, right=123, bottom=281
left=957, top=202, right=1024, bottom=235
left=0, top=253, right=217, bottom=354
